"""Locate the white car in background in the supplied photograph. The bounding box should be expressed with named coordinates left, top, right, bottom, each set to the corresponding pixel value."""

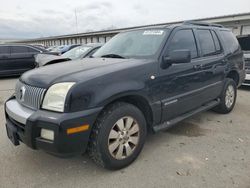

left=243, top=52, right=250, bottom=86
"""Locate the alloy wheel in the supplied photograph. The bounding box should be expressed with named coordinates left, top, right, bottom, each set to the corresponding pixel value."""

left=108, top=116, right=140, bottom=160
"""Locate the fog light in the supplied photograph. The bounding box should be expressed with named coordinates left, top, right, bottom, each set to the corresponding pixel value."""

left=41, top=129, right=54, bottom=141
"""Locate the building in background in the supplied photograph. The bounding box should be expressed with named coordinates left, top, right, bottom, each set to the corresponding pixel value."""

left=11, top=12, right=250, bottom=47
left=0, top=39, right=20, bottom=44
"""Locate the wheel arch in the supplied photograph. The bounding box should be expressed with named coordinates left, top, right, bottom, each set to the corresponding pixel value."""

left=98, top=93, right=155, bottom=132
left=226, top=70, right=240, bottom=86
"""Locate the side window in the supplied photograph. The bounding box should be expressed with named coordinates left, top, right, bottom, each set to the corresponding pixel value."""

left=11, top=46, right=29, bottom=54
left=211, top=30, right=222, bottom=53
left=220, top=30, right=239, bottom=54
left=28, top=47, right=39, bottom=53
left=167, top=29, right=198, bottom=59
left=197, top=29, right=216, bottom=56
left=0, top=46, right=10, bottom=54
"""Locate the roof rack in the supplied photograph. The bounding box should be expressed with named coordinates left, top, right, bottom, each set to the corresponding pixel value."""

left=183, top=21, right=224, bottom=28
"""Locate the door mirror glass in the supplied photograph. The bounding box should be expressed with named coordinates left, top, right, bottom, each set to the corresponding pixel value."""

left=162, top=49, right=191, bottom=69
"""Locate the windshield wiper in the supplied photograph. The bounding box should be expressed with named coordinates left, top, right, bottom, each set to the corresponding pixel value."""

left=101, top=54, right=125, bottom=59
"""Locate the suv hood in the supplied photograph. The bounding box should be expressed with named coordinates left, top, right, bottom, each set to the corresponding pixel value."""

left=21, top=58, right=151, bottom=88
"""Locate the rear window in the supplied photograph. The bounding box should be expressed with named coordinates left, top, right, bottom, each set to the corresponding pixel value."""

left=0, top=46, right=10, bottom=54
left=11, top=46, right=29, bottom=53
left=237, top=36, right=250, bottom=51
left=220, top=30, right=240, bottom=54
left=197, top=29, right=216, bottom=56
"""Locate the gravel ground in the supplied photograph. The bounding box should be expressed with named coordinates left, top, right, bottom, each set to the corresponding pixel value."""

left=0, top=77, right=250, bottom=188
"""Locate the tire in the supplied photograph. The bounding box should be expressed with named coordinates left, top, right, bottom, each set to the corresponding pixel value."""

left=88, top=102, right=147, bottom=170
left=213, top=78, right=237, bottom=114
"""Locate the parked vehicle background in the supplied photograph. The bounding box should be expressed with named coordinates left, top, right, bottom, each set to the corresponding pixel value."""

left=0, top=44, right=55, bottom=76
left=35, top=43, right=103, bottom=67
left=48, top=44, right=81, bottom=55
left=33, top=44, right=46, bottom=50
left=238, top=35, right=250, bottom=85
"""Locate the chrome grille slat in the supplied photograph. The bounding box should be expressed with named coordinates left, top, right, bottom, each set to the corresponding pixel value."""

left=15, top=80, right=46, bottom=110
left=37, top=89, right=42, bottom=108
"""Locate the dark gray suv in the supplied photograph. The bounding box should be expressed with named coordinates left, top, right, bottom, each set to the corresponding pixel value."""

left=4, top=22, right=245, bottom=169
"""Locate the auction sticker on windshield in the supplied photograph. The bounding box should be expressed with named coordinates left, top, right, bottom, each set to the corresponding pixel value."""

left=143, top=30, right=164, bottom=35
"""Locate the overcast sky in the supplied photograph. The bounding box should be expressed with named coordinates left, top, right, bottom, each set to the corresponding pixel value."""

left=0, top=0, right=249, bottom=39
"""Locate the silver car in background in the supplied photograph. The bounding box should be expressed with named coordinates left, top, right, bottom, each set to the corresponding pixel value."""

left=35, top=43, right=103, bottom=67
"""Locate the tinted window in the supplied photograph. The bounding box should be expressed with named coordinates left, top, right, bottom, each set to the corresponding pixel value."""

left=167, top=29, right=198, bottom=58
left=11, top=46, right=29, bottom=53
left=0, top=46, right=10, bottom=54
left=238, top=37, right=250, bottom=51
left=211, top=30, right=222, bottom=52
left=28, top=47, right=39, bottom=53
left=220, top=30, right=239, bottom=54
left=197, top=30, right=216, bottom=56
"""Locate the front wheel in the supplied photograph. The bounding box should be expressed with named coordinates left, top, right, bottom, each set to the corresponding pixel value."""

left=88, top=102, right=147, bottom=170
left=213, top=78, right=237, bottom=114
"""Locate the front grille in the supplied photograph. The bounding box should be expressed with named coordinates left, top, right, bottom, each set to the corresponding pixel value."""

left=244, top=80, right=250, bottom=84
left=15, top=80, right=46, bottom=110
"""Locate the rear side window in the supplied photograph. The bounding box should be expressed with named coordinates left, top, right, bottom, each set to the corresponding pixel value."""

left=11, top=46, right=29, bottom=54
left=220, top=30, right=240, bottom=54
left=197, top=29, right=216, bottom=56
left=0, top=46, right=10, bottom=54
left=211, top=31, right=222, bottom=53
left=167, top=29, right=198, bottom=58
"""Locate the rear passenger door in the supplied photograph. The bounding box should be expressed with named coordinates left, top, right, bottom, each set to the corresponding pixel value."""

left=9, top=46, right=37, bottom=74
left=0, top=46, right=11, bottom=74
left=194, top=29, right=225, bottom=102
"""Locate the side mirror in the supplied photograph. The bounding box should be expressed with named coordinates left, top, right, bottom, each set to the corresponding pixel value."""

left=161, top=49, right=191, bottom=69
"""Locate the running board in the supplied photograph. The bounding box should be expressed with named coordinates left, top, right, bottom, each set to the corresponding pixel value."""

left=153, top=99, right=220, bottom=132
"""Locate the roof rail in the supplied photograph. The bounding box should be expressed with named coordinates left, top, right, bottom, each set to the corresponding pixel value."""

left=183, top=21, right=224, bottom=28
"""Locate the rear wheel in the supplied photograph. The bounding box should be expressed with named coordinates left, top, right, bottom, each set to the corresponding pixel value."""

left=213, top=78, right=237, bottom=114
left=88, top=102, right=147, bottom=170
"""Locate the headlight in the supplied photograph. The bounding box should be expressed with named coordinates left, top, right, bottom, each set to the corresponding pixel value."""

left=42, top=82, right=75, bottom=112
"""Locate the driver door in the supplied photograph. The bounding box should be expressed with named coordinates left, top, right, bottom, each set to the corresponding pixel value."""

left=158, top=28, right=208, bottom=122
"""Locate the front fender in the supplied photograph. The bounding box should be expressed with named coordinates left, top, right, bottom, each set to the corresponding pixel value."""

left=93, top=81, right=148, bottom=106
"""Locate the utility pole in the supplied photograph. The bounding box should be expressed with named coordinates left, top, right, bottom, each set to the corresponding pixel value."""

left=75, top=8, right=78, bottom=34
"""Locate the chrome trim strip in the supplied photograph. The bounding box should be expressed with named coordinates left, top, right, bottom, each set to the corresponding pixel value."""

left=6, top=99, right=34, bottom=125
left=164, top=99, right=178, bottom=106
left=162, top=81, right=222, bottom=104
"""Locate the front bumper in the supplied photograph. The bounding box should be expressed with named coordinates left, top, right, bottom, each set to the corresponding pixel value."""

left=5, top=97, right=102, bottom=157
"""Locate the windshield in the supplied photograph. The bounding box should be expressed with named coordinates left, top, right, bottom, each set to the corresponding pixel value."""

left=93, top=29, right=169, bottom=58
left=62, top=46, right=92, bottom=60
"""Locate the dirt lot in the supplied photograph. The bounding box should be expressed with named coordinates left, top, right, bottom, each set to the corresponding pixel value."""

left=0, top=77, right=249, bottom=188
